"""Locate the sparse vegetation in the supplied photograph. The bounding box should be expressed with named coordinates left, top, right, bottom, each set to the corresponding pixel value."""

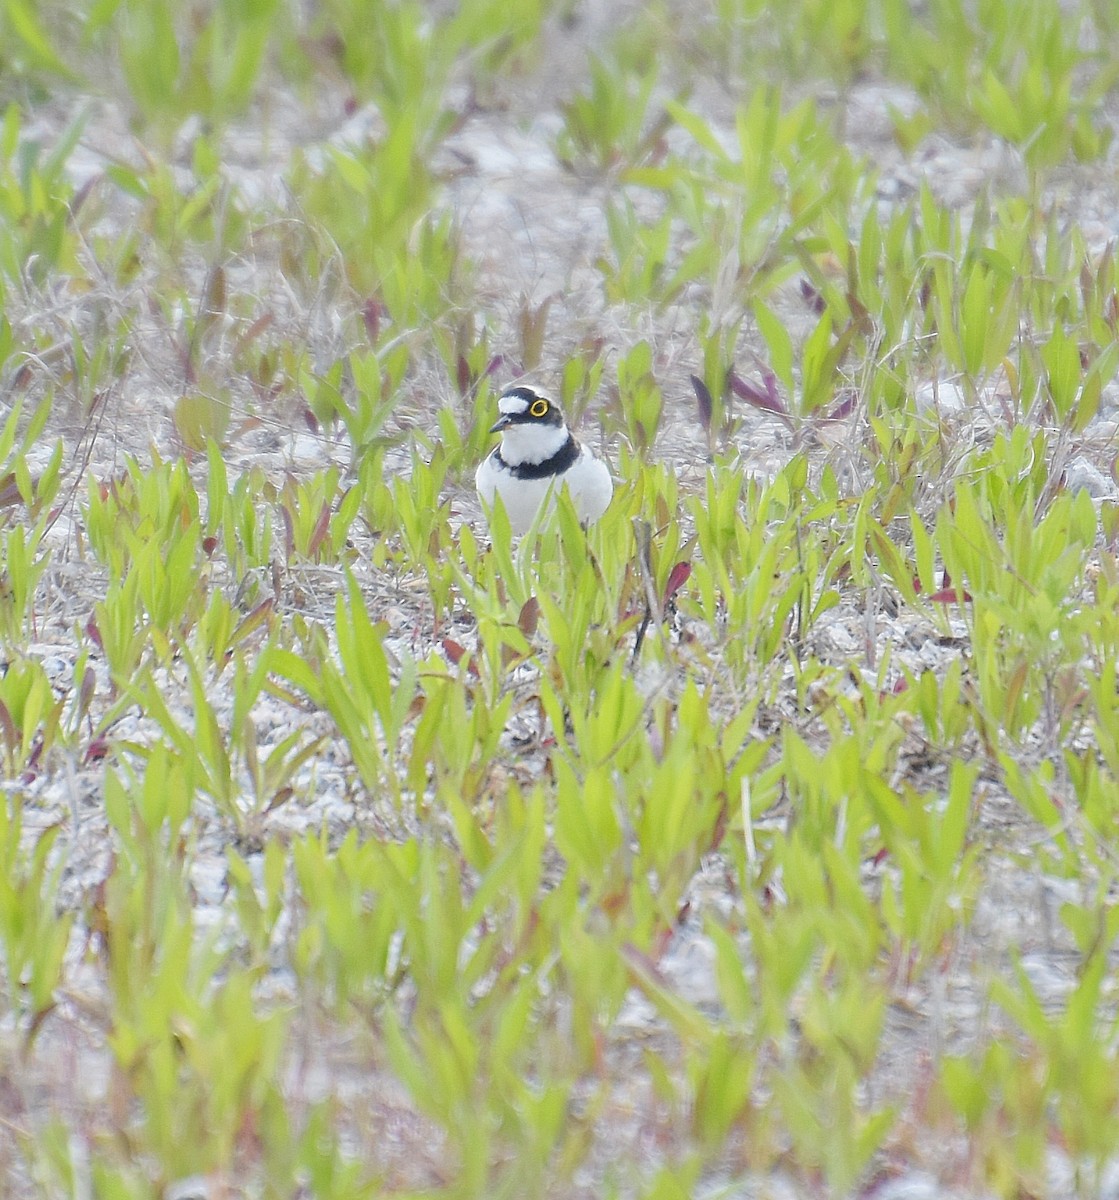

left=0, top=0, right=1118, bottom=1197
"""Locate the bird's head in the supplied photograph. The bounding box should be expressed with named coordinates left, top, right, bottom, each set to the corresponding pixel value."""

left=488, top=386, right=570, bottom=465
left=490, top=386, right=565, bottom=432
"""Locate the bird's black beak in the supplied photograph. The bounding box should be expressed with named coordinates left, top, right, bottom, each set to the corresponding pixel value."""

left=489, top=414, right=512, bottom=433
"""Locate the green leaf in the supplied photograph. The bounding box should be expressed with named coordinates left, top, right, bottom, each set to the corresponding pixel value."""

left=1040, top=323, right=1082, bottom=420
left=754, top=299, right=794, bottom=397
left=7, top=0, right=75, bottom=77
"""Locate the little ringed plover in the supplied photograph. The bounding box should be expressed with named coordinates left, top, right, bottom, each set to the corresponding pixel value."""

left=475, top=385, right=613, bottom=534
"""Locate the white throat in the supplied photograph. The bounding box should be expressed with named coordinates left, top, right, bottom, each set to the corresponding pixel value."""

left=499, top=421, right=570, bottom=466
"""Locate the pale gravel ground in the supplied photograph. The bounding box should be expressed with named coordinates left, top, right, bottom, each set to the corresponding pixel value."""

left=4, top=5, right=1119, bottom=1197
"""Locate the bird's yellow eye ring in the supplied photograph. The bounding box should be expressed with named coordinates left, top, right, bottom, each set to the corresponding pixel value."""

left=529, top=398, right=549, bottom=418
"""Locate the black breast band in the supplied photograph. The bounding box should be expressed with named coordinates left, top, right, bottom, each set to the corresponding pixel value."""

left=496, top=435, right=580, bottom=480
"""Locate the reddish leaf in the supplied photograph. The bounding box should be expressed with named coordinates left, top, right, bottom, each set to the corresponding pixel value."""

left=456, top=354, right=472, bottom=397
left=232, top=416, right=264, bottom=439
left=0, top=473, right=21, bottom=508
left=265, top=786, right=295, bottom=814
left=728, top=367, right=791, bottom=426
left=231, top=600, right=275, bottom=646
left=238, top=312, right=274, bottom=351
left=929, top=588, right=972, bottom=604
left=799, top=277, right=826, bottom=314
left=914, top=569, right=961, bottom=598
left=689, top=374, right=713, bottom=433
left=362, top=298, right=383, bottom=344
left=24, top=737, right=43, bottom=773
left=518, top=596, right=540, bottom=637
left=501, top=642, right=528, bottom=668
left=307, top=503, right=332, bottom=559
left=79, top=666, right=95, bottom=714
left=664, top=561, right=691, bottom=604
left=826, top=391, right=858, bottom=421
left=442, top=638, right=467, bottom=664
left=302, top=407, right=320, bottom=434
left=443, top=639, right=479, bottom=677
left=84, top=735, right=110, bottom=765
left=847, top=290, right=872, bottom=330
left=280, top=505, right=294, bottom=559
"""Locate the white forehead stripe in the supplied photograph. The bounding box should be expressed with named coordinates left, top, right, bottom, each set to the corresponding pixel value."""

left=499, top=387, right=550, bottom=416
left=498, top=393, right=531, bottom=416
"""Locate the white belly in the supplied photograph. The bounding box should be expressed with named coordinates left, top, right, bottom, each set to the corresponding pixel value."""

left=476, top=448, right=612, bottom=534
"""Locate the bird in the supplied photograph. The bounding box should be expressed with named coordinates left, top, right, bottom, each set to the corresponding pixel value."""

left=475, top=385, right=613, bottom=534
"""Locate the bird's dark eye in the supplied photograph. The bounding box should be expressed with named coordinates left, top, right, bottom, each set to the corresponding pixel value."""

left=529, top=398, right=549, bottom=418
